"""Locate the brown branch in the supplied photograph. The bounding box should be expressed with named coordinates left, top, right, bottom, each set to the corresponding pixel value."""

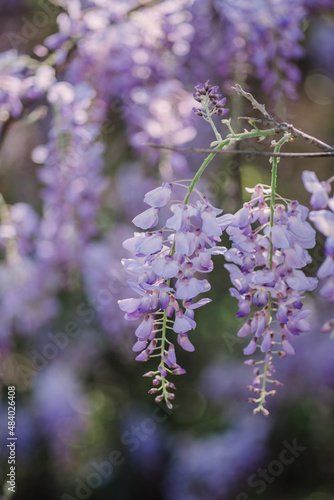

left=232, top=84, right=274, bottom=121
left=239, top=117, right=334, bottom=153
left=143, top=143, right=334, bottom=158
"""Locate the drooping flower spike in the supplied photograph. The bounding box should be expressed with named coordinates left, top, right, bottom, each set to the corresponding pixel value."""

left=119, top=182, right=226, bottom=409
left=302, top=171, right=334, bottom=332
left=222, top=184, right=317, bottom=415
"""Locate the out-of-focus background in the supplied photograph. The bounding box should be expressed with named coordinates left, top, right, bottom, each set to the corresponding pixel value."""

left=0, top=1, right=334, bottom=499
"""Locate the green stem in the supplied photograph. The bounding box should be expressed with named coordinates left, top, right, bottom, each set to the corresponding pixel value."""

left=184, top=127, right=278, bottom=205
left=269, top=134, right=292, bottom=266
left=184, top=141, right=227, bottom=203
left=203, top=96, right=222, bottom=142
left=257, top=133, right=292, bottom=414
left=267, top=134, right=292, bottom=320
left=160, top=307, right=168, bottom=401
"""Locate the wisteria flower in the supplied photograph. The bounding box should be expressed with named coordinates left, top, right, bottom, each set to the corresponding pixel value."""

left=119, top=181, right=226, bottom=408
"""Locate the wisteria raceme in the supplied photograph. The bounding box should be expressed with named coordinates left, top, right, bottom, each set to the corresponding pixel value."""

left=0, top=201, right=59, bottom=339
left=32, top=81, right=109, bottom=284
left=0, top=50, right=55, bottom=135
left=302, top=171, right=334, bottom=331
left=221, top=184, right=317, bottom=415
left=119, top=182, right=226, bottom=408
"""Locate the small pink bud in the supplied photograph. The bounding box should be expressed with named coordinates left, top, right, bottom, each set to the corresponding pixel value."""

left=166, top=400, right=173, bottom=410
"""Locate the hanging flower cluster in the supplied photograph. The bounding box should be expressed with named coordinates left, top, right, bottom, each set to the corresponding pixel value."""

left=119, top=182, right=226, bottom=408
left=221, top=184, right=318, bottom=414
left=302, top=171, right=334, bottom=330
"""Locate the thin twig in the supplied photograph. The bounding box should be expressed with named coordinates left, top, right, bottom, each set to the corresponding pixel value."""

left=232, top=84, right=274, bottom=121
left=239, top=117, right=334, bottom=152
left=143, top=143, right=334, bottom=158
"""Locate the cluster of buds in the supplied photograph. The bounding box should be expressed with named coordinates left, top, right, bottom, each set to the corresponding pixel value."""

left=192, top=80, right=229, bottom=118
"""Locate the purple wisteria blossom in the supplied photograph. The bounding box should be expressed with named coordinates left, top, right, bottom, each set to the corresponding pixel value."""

left=222, top=184, right=317, bottom=414
left=0, top=50, right=56, bottom=134
left=32, top=81, right=109, bottom=283
left=119, top=182, right=226, bottom=408
left=0, top=202, right=59, bottom=340
left=302, top=171, right=334, bottom=331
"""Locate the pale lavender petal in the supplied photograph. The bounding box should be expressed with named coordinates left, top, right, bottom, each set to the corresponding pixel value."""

left=173, top=314, right=196, bottom=333
left=159, top=291, right=170, bottom=309
left=183, top=298, right=212, bottom=309
left=217, top=213, right=234, bottom=230
left=127, top=279, right=147, bottom=297
left=271, top=225, right=290, bottom=248
left=325, top=237, right=334, bottom=256
left=201, top=211, right=222, bottom=237
left=118, top=297, right=141, bottom=313
left=237, top=297, right=251, bottom=318
left=261, top=330, right=272, bottom=352
left=231, top=206, right=250, bottom=228
left=151, top=255, right=179, bottom=278
left=302, top=170, right=329, bottom=209
left=286, top=270, right=318, bottom=291
left=144, top=183, right=172, bottom=207
left=243, top=337, right=257, bottom=355
left=309, top=210, right=334, bottom=237
left=167, top=344, right=177, bottom=365
left=177, top=333, right=195, bottom=352
left=136, top=233, right=163, bottom=255
left=132, top=339, right=148, bottom=352
left=123, top=234, right=144, bottom=254
left=172, top=366, right=186, bottom=375
left=132, top=207, right=159, bottom=229
left=237, top=320, right=252, bottom=338
left=277, top=305, right=288, bottom=323
left=255, top=313, right=267, bottom=337
left=252, top=291, right=269, bottom=307
left=318, top=256, right=334, bottom=279
left=320, top=277, right=334, bottom=301
left=175, top=277, right=210, bottom=300
left=121, top=258, right=146, bottom=276
left=136, top=350, right=150, bottom=362
left=166, top=204, right=184, bottom=231
left=284, top=244, right=309, bottom=268
left=311, top=189, right=330, bottom=210
left=287, top=319, right=310, bottom=334
left=282, top=337, right=296, bottom=355
left=302, top=170, right=320, bottom=192
left=174, top=231, right=195, bottom=256
left=288, top=215, right=315, bottom=240
left=251, top=270, right=275, bottom=285
left=135, top=314, right=154, bottom=339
